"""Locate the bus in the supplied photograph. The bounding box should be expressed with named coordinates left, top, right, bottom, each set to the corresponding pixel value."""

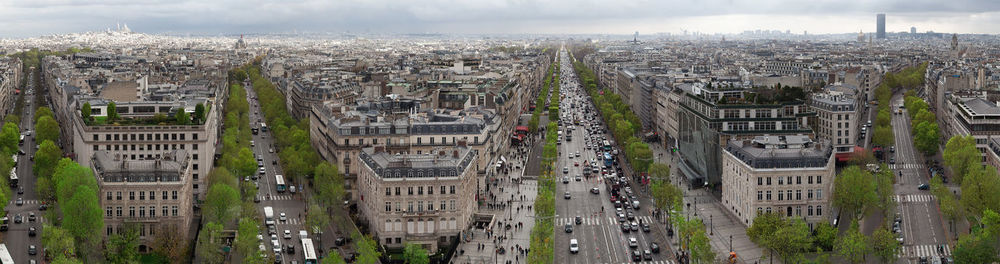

left=301, top=238, right=317, bottom=264
left=8, top=168, right=16, bottom=188
left=275, top=174, right=286, bottom=193
left=602, top=140, right=612, bottom=152
left=260, top=123, right=268, bottom=132
left=0, top=243, right=13, bottom=264
left=603, top=152, right=613, bottom=168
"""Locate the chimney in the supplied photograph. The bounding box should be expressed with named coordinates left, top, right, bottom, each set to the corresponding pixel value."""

left=457, top=139, right=468, bottom=147
left=374, top=145, right=385, bottom=153
left=453, top=150, right=459, bottom=158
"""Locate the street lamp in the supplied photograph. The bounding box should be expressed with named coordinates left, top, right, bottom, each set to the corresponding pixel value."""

left=710, top=214, right=713, bottom=236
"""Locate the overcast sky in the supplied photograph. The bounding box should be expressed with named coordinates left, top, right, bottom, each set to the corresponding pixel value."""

left=2, top=0, right=1000, bottom=37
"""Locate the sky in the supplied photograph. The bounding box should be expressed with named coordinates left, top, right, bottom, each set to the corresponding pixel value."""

left=2, top=0, right=1000, bottom=37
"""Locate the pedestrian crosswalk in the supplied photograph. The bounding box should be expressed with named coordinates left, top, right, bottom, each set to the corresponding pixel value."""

left=258, top=194, right=294, bottom=201
left=8, top=199, right=41, bottom=205
left=899, top=244, right=951, bottom=258
left=554, top=215, right=655, bottom=226
left=893, top=194, right=936, bottom=203
left=277, top=218, right=301, bottom=225
left=888, top=163, right=924, bottom=170
left=597, top=261, right=675, bottom=264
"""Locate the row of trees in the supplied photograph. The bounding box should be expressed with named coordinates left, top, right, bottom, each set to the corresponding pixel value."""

left=527, top=59, right=560, bottom=263
left=832, top=165, right=895, bottom=221
left=529, top=62, right=557, bottom=133
left=570, top=58, right=653, bottom=174
left=646, top=163, right=712, bottom=262
left=903, top=92, right=939, bottom=155
left=935, top=135, right=1000, bottom=261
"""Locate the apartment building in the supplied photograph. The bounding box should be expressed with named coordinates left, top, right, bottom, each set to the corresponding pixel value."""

left=93, top=150, right=194, bottom=252
left=356, top=145, right=478, bottom=252
left=721, top=135, right=835, bottom=228
left=942, top=92, right=1000, bottom=158
left=0, top=57, right=22, bottom=116
left=810, top=90, right=859, bottom=156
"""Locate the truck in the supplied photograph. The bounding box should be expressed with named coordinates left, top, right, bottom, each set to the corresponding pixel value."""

left=0, top=244, right=12, bottom=264
left=264, top=206, right=275, bottom=226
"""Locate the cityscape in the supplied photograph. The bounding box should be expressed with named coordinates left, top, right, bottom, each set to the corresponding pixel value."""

left=0, top=1, right=1000, bottom=264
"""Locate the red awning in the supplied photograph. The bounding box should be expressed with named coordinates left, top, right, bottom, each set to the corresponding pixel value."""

left=836, top=152, right=853, bottom=162
left=515, top=126, right=529, bottom=132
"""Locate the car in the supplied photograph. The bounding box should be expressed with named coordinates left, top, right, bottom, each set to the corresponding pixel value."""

left=918, top=184, right=930, bottom=190
left=564, top=223, right=573, bottom=233
left=254, top=195, right=261, bottom=203
left=627, top=212, right=635, bottom=221
left=28, top=226, right=36, bottom=237
left=17, top=187, right=22, bottom=195
left=575, top=216, right=582, bottom=225
left=28, top=212, right=35, bottom=222
left=14, top=214, right=22, bottom=224
left=259, top=167, right=266, bottom=175
left=575, top=152, right=581, bottom=157
left=631, top=222, right=639, bottom=231
left=650, top=242, right=660, bottom=254
left=251, top=140, right=255, bottom=146
left=562, top=176, right=569, bottom=184
left=590, top=188, right=600, bottom=194
left=15, top=198, right=22, bottom=206
left=890, top=146, right=895, bottom=153
left=617, top=213, right=626, bottom=222
left=563, top=167, right=569, bottom=174
left=285, top=243, right=295, bottom=254
left=38, top=204, right=47, bottom=211
left=28, top=245, right=36, bottom=255
left=628, top=237, right=638, bottom=248
left=564, top=192, right=571, bottom=199
left=890, top=158, right=895, bottom=164
left=641, top=223, right=650, bottom=233
left=284, top=229, right=292, bottom=239
left=569, top=239, right=579, bottom=253
left=621, top=223, right=631, bottom=233
left=268, top=225, right=277, bottom=235
left=280, top=213, right=287, bottom=222
left=269, top=148, right=274, bottom=153
left=918, top=256, right=928, bottom=264
left=574, top=162, right=579, bottom=167
left=643, top=249, right=653, bottom=260
left=632, top=249, right=642, bottom=261
left=272, top=240, right=281, bottom=253
left=575, top=175, right=582, bottom=181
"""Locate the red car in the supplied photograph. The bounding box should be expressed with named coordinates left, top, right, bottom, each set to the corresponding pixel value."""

left=574, top=162, right=579, bottom=167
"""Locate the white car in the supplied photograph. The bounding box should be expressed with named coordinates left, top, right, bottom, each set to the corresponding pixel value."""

left=283, top=230, right=292, bottom=239
left=628, top=237, right=638, bottom=248
left=569, top=239, right=579, bottom=254
left=279, top=212, right=287, bottom=222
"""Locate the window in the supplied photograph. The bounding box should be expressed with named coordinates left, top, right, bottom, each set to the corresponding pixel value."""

left=816, top=189, right=822, bottom=199
left=417, top=201, right=423, bottom=212
left=407, top=202, right=413, bottom=212
left=766, top=191, right=771, bottom=200
left=408, top=187, right=413, bottom=195
left=129, top=206, right=135, bottom=217
left=107, top=192, right=112, bottom=200
left=796, top=176, right=801, bottom=184
left=817, top=176, right=822, bottom=184
left=172, top=191, right=178, bottom=200
left=795, top=206, right=802, bottom=216
left=106, top=207, right=112, bottom=217
left=395, top=187, right=400, bottom=195
left=796, top=190, right=801, bottom=200
left=808, top=190, right=813, bottom=199
left=450, top=186, right=456, bottom=194
left=766, top=177, right=771, bottom=185
left=150, top=191, right=155, bottom=200
left=386, top=188, right=392, bottom=196
left=808, top=206, right=814, bottom=216
left=163, top=206, right=169, bottom=217
left=140, top=192, right=145, bottom=200
left=778, top=177, right=783, bottom=185
left=385, top=202, right=391, bottom=212
left=808, top=176, right=813, bottom=184
left=778, top=192, right=784, bottom=201
left=757, top=177, right=762, bottom=185
left=193, top=154, right=198, bottom=160
left=450, top=200, right=456, bottom=211
left=129, top=192, right=135, bottom=200
left=757, top=191, right=763, bottom=201
left=787, top=190, right=792, bottom=201
left=108, top=226, right=113, bottom=236
left=162, top=191, right=168, bottom=200
left=150, top=207, right=155, bottom=217
left=418, top=187, right=424, bottom=195
left=428, top=186, right=433, bottom=195
left=440, top=186, right=446, bottom=194
left=172, top=206, right=178, bottom=216
left=395, top=202, right=401, bottom=212
left=117, top=207, right=123, bottom=217
left=817, top=206, right=823, bottom=215
left=139, top=206, right=146, bottom=217
left=441, top=201, right=447, bottom=211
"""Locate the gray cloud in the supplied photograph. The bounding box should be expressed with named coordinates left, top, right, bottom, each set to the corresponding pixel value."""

left=1, top=0, right=999, bottom=37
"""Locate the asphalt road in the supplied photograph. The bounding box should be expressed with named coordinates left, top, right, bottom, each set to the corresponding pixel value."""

left=6, top=70, right=44, bottom=263
left=889, top=94, right=951, bottom=262
left=552, top=49, right=674, bottom=264
left=243, top=82, right=309, bottom=264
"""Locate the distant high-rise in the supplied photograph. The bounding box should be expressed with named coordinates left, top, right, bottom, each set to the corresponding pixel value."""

left=911, top=27, right=917, bottom=34
left=876, top=14, right=886, bottom=39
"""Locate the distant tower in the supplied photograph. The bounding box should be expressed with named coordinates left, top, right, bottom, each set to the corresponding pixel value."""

left=951, top=34, right=958, bottom=50
left=634, top=31, right=639, bottom=42
left=876, top=14, right=886, bottom=39
left=857, top=31, right=865, bottom=42
left=910, top=27, right=916, bottom=34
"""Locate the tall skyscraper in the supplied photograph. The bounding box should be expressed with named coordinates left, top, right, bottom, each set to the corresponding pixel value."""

left=911, top=27, right=917, bottom=34
left=876, top=14, right=886, bottom=39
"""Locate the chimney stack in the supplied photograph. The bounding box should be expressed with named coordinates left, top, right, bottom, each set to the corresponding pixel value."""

left=453, top=150, right=459, bottom=158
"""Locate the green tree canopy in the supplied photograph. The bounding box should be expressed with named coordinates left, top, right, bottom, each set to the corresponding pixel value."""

left=195, top=222, right=224, bottom=264
left=61, top=185, right=104, bottom=250
left=34, top=106, right=54, bottom=122
left=204, top=184, right=241, bottom=224
left=0, top=122, right=19, bottom=154
left=870, top=228, right=900, bottom=264
left=81, top=102, right=92, bottom=120
left=354, top=234, right=383, bottom=264
left=35, top=115, right=60, bottom=145
left=194, top=103, right=206, bottom=124
left=175, top=110, right=190, bottom=125
left=960, top=165, right=1000, bottom=219
left=42, top=224, right=76, bottom=259
left=833, top=166, right=877, bottom=218
left=835, top=223, right=870, bottom=264
left=107, top=101, right=119, bottom=121
left=105, top=223, right=140, bottom=264
left=403, top=243, right=430, bottom=264
left=944, top=135, right=979, bottom=184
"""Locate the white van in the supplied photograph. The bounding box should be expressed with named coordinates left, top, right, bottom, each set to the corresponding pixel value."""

left=632, top=200, right=640, bottom=209
left=569, top=239, right=579, bottom=254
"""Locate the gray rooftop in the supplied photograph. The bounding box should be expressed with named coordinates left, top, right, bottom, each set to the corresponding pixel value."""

left=725, top=135, right=832, bottom=169
left=93, top=150, right=188, bottom=183
left=959, top=97, right=1000, bottom=117
left=359, top=146, right=477, bottom=179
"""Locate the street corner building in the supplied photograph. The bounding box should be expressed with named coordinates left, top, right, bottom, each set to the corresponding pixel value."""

left=721, top=135, right=835, bottom=228
left=355, top=143, right=479, bottom=252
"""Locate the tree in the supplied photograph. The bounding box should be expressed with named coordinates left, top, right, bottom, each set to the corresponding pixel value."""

left=42, top=224, right=76, bottom=259
left=314, top=162, right=345, bottom=209
left=61, top=185, right=104, bottom=251
left=175, top=110, right=190, bottom=125
left=960, top=165, right=1000, bottom=219
left=35, top=115, right=60, bottom=145
left=914, top=108, right=936, bottom=126
left=305, top=202, right=330, bottom=232
left=107, top=101, right=119, bottom=121
left=875, top=108, right=891, bottom=127
left=194, top=103, right=206, bottom=124
left=81, top=102, right=92, bottom=120
left=403, top=243, right=430, bottom=264
left=52, top=158, right=97, bottom=206
left=0, top=122, right=19, bottom=153
left=235, top=218, right=262, bottom=257
left=835, top=223, right=870, bottom=264
left=872, top=125, right=894, bottom=147
left=772, top=219, right=813, bottom=262
left=944, top=135, right=979, bottom=184
left=233, top=147, right=257, bottom=180
left=3, top=114, right=19, bottom=127
left=196, top=222, right=224, bottom=264
left=913, top=121, right=939, bottom=155
left=105, top=223, right=140, bottom=264
left=952, top=231, right=999, bottom=264
left=870, top=228, right=900, bottom=264
left=813, top=222, right=837, bottom=251
left=33, top=140, right=63, bottom=180
left=35, top=106, right=54, bottom=122
left=833, top=166, right=877, bottom=218
left=204, top=184, right=241, bottom=224
left=354, top=234, right=382, bottom=264
left=650, top=179, right=682, bottom=220
left=152, top=223, right=188, bottom=263
left=207, top=168, right=238, bottom=190
left=322, top=251, right=347, bottom=264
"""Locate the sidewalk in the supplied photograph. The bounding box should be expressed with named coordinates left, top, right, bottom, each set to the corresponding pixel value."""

left=648, top=143, right=766, bottom=264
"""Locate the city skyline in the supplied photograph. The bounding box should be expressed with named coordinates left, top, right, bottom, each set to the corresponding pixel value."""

left=2, top=0, right=1000, bottom=38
